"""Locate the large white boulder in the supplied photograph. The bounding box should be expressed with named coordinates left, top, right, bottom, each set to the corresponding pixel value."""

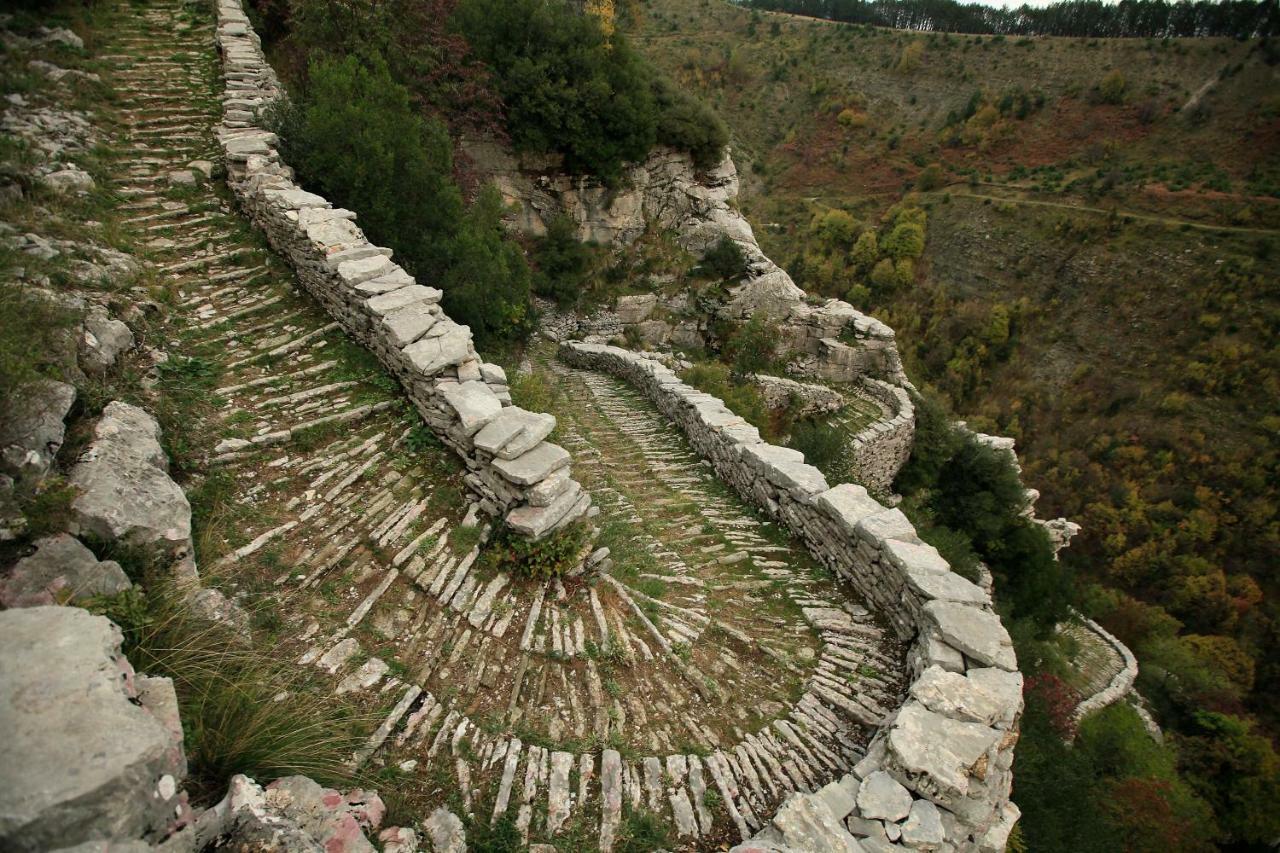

left=68, top=402, right=191, bottom=551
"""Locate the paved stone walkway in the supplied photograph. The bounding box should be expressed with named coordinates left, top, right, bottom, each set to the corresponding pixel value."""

left=96, top=2, right=909, bottom=847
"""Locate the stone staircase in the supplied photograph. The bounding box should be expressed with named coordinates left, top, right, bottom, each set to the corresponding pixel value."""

left=90, top=1, right=917, bottom=848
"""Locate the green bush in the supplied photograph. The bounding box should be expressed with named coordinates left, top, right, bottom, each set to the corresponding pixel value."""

left=682, top=361, right=771, bottom=437
left=441, top=184, right=534, bottom=344
left=283, top=54, right=463, bottom=276
left=789, top=418, right=848, bottom=482
left=533, top=214, right=595, bottom=308
left=700, top=235, right=749, bottom=281
left=721, top=314, right=779, bottom=377
left=485, top=522, right=588, bottom=581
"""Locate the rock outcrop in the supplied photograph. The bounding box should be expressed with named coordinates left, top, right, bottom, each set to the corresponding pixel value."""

left=0, top=532, right=130, bottom=607
left=466, top=140, right=908, bottom=387
left=68, top=401, right=192, bottom=552
left=0, top=607, right=187, bottom=851
left=0, top=378, right=75, bottom=482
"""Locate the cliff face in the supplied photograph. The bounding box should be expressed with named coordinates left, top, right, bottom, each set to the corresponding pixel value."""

left=464, top=139, right=909, bottom=386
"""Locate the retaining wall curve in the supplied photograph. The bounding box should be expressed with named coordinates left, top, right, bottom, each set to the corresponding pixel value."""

left=211, top=0, right=588, bottom=538
left=562, top=342, right=1022, bottom=852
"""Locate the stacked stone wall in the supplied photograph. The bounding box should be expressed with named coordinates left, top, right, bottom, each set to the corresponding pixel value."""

left=211, top=0, right=587, bottom=538
left=562, top=342, right=1021, bottom=852
left=849, top=378, right=916, bottom=495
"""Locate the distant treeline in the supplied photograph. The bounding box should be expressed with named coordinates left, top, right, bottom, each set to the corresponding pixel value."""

left=739, top=0, right=1280, bottom=38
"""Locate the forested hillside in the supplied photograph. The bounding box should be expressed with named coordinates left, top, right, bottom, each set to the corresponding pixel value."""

left=741, top=0, right=1280, bottom=38
left=627, top=0, right=1279, bottom=848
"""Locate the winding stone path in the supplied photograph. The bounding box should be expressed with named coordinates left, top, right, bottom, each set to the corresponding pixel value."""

left=94, top=2, right=910, bottom=847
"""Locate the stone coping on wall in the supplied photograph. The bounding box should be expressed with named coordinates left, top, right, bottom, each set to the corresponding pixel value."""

left=210, top=0, right=587, bottom=539
left=561, top=341, right=1022, bottom=852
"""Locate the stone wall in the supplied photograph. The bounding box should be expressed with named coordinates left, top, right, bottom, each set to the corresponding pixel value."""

left=212, top=0, right=588, bottom=539
left=848, top=378, right=916, bottom=496
left=561, top=342, right=1021, bottom=852
left=754, top=373, right=845, bottom=417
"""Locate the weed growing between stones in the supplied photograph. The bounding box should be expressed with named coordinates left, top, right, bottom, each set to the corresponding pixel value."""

left=484, top=521, right=589, bottom=581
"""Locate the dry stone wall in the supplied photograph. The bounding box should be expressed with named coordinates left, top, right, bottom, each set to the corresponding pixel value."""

left=848, top=378, right=916, bottom=496
left=561, top=342, right=1022, bottom=852
left=211, top=0, right=588, bottom=539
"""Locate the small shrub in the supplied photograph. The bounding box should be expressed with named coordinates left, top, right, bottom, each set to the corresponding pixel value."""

left=916, top=163, right=945, bottom=191
left=789, top=419, right=848, bottom=482
left=486, top=522, right=588, bottom=581
left=721, top=314, right=779, bottom=377
left=700, top=235, right=748, bottom=281
left=1098, top=69, right=1126, bottom=104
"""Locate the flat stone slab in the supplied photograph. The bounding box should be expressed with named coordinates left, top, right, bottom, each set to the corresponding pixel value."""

left=337, top=254, right=394, bottom=287
left=909, top=665, right=1022, bottom=728
left=492, top=441, right=570, bottom=487
left=355, top=268, right=415, bottom=295
left=473, top=407, right=556, bottom=461
left=0, top=607, right=185, bottom=850
left=814, top=484, right=884, bottom=534
left=886, top=701, right=1002, bottom=804
left=382, top=303, right=438, bottom=347
left=924, top=601, right=1016, bottom=671
left=403, top=321, right=471, bottom=375
left=366, top=284, right=441, bottom=317
left=440, top=381, right=502, bottom=436
left=0, top=534, right=130, bottom=608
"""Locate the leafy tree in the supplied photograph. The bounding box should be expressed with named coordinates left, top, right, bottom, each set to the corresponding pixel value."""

left=533, top=214, right=595, bottom=308
left=286, top=54, right=463, bottom=276
left=882, top=220, right=926, bottom=260
left=651, top=75, right=730, bottom=170
left=809, top=208, right=859, bottom=250
left=1177, top=711, right=1280, bottom=846
left=441, top=184, right=534, bottom=344
left=849, top=229, right=878, bottom=272
left=870, top=257, right=898, bottom=291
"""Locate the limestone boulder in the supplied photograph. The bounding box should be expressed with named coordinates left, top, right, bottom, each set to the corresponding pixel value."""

left=731, top=791, right=863, bottom=853
left=0, top=379, right=76, bottom=482
left=885, top=701, right=1003, bottom=806
left=424, top=806, right=466, bottom=853
left=0, top=607, right=186, bottom=851
left=856, top=770, right=913, bottom=822
left=68, top=401, right=191, bottom=552
left=0, top=533, right=130, bottom=607
left=79, top=309, right=135, bottom=375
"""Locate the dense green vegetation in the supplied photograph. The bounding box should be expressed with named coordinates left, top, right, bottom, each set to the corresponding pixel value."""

left=456, top=0, right=727, bottom=180
left=741, top=0, right=1280, bottom=39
